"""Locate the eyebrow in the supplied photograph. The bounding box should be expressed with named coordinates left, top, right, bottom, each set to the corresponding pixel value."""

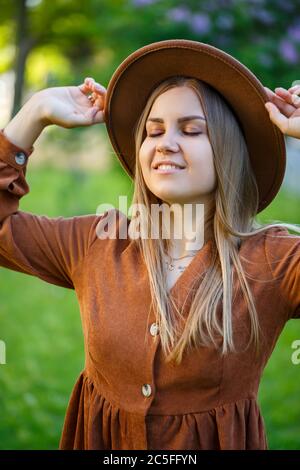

left=146, top=115, right=206, bottom=123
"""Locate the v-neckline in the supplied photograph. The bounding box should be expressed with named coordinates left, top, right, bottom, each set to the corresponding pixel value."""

left=167, top=239, right=214, bottom=298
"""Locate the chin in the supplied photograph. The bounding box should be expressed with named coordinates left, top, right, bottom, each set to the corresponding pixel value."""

left=157, top=195, right=186, bottom=205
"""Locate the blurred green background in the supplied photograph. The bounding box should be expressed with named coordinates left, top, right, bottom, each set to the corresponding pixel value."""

left=0, top=0, right=300, bottom=450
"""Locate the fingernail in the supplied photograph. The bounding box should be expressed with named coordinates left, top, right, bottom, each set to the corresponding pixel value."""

left=265, top=102, right=273, bottom=111
left=275, top=87, right=287, bottom=92
left=96, top=84, right=105, bottom=93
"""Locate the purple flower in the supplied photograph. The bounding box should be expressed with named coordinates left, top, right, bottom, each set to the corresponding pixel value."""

left=217, top=0, right=235, bottom=7
left=288, top=24, right=300, bottom=43
left=275, top=0, right=295, bottom=13
left=167, top=6, right=191, bottom=23
left=215, top=35, right=232, bottom=48
left=201, top=4, right=217, bottom=13
left=189, top=13, right=211, bottom=35
left=216, top=14, right=234, bottom=30
left=251, top=9, right=275, bottom=25
left=258, top=52, right=273, bottom=68
left=131, top=0, right=158, bottom=6
left=279, top=39, right=299, bottom=64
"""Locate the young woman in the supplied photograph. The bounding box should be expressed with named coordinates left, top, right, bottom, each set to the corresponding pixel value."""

left=0, top=39, right=299, bottom=450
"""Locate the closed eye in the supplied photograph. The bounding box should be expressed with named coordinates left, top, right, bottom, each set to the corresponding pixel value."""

left=148, top=131, right=202, bottom=137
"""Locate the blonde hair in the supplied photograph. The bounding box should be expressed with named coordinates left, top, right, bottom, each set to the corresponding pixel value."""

left=128, top=76, right=299, bottom=365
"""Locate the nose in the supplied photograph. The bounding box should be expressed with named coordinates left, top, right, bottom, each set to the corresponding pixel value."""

left=157, top=140, right=179, bottom=154
left=156, top=131, right=179, bottom=154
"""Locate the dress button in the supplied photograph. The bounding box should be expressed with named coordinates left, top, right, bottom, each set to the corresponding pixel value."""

left=15, top=152, right=26, bottom=165
left=150, top=322, right=159, bottom=336
left=142, top=384, right=152, bottom=397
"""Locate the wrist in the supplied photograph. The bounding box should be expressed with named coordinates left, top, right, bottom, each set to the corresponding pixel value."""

left=3, top=92, right=48, bottom=151
left=28, top=91, right=51, bottom=128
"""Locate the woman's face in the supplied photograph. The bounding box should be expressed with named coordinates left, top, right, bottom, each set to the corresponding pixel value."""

left=139, top=86, right=217, bottom=205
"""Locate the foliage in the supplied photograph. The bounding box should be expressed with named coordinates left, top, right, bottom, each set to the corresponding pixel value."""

left=0, top=0, right=300, bottom=100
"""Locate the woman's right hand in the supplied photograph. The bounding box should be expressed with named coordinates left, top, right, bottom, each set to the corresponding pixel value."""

left=36, top=77, right=107, bottom=129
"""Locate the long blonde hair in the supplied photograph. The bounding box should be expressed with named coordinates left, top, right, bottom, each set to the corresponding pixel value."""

left=127, top=76, right=299, bottom=365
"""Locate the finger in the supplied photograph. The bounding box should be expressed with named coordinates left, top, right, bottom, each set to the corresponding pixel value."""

left=78, top=83, right=91, bottom=94
left=264, top=87, right=274, bottom=102
left=93, top=83, right=107, bottom=95
left=291, top=93, right=300, bottom=107
left=264, top=102, right=289, bottom=133
left=275, top=87, right=300, bottom=108
left=78, top=84, right=106, bottom=106
left=264, top=88, right=296, bottom=117
left=275, top=87, right=300, bottom=106
left=274, top=87, right=297, bottom=105
left=264, top=86, right=287, bottom=102
left=94, top=95, right=104, bottom=108
left=89, top=94, right=104, bottom=109
left=78, top=81, right=96, bottom=95
left=84, top=77, right=95, bottom=87
left=93, top=109, right=106, bottom=124
left=264, top=86, right=283, bottom=104
left=91, top=90, right=105, bottom=104
left=84, top=77, right=106, bottom=95
left=80, top=77, right=95, bottom=94
left=86, top=106, right=105, bottom=125
left=288, top=85, right=300, bottom=93
left=80, top=82, right=106, bottom=101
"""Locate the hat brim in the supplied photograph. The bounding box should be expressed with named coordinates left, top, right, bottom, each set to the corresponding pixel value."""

left=104, top=39, right=286, bottom=213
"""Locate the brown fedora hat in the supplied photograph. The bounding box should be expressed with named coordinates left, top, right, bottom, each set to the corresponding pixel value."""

left=104, top=38, right=286, bottom=213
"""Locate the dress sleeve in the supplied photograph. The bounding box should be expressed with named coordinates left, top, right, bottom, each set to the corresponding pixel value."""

left=264, top=226, right=300, bottom=320
left=0, top=128, right=106, bottom=289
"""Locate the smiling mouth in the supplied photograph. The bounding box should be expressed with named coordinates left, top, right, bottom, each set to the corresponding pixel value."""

left=153, top=167, right=185, bottom=174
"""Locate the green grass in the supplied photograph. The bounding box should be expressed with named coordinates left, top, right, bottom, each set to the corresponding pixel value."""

left=0, top=165, right=300, bottom=449
left=0, top=163, right=134, bottom=449
left=256, top=188, right=300, bottom=450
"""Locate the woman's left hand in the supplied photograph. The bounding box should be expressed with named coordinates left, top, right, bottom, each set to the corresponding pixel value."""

left=264, top=84, right=300, bottom=139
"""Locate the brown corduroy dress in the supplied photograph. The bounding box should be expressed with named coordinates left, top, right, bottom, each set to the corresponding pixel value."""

left=0, top=130, right=299, bottom=450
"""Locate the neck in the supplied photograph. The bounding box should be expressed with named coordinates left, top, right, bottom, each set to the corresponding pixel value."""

left=162, top=196, right=215, bottom=258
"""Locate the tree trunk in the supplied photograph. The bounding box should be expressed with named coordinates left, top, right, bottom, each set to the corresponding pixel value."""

left=11, top=0, right=35, bottom=119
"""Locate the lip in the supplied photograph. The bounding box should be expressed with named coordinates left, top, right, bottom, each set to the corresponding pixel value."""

left=152, top=160, right=186, bottom=170
left=153, top=167, right=185, bottom=174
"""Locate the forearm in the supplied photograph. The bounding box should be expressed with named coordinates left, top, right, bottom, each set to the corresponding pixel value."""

left=2, top=92, right=48, bottom=150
